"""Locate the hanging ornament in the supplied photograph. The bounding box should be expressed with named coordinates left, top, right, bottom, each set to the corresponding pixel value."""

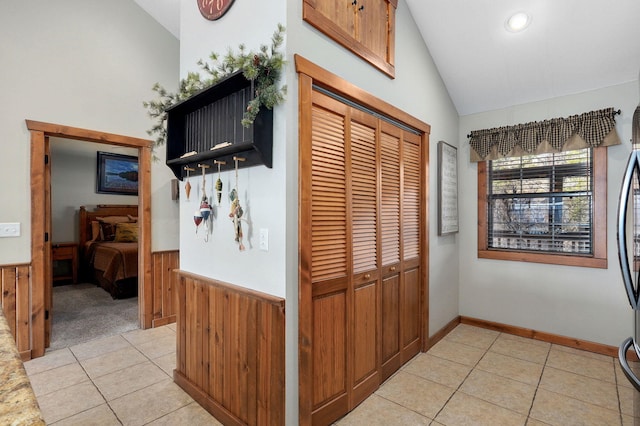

left=229, top=156, right=246, bottom=251
left=198, top=163, right=212, bottom=241
left=193, top=209, right=203, bottom=234
left=184, top=167, right=194, bottom=200
left=200, top=196, right=212, bottom=242
left=200, top=198, right=212, bottom=221
left=214, top=160, right=225, bottom=206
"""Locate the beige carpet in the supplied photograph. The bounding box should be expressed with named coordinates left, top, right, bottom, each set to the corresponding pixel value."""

left=49, top=283, right=139, bottom=351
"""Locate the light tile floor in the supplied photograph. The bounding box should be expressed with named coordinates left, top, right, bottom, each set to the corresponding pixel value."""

left=24, top=323, right=221, bottom=425
left=338, top=324, right=638, bottom=426
left=23, top=323, right=637, bottom=425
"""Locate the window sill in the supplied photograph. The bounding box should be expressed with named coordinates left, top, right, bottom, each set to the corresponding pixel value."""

left=478, top=249, right=607, bottom=269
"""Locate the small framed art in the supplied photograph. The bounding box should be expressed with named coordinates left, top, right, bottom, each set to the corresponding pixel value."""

left=96, top=152, right=139, bottom=195
left=438, top=141, right=458, bottom=235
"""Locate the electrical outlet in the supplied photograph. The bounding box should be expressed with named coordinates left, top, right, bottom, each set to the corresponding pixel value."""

left=259, top=228, right=269, bottom=251
left=0, top=223, right=20, bottom=237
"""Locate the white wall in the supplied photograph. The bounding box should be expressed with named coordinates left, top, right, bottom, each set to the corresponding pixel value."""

left=178, top=1, right=460, bottom=423
left=50, top=138, right=138, bottom=243
left=458, top=81, right=639, bottom=347
left=285, top=3, right=460, bottom=422
left=0, top=0, right=180, bottom=263
left=286, top=0, right=461, bottom=338
left=178, top=0, right=288, bottom=298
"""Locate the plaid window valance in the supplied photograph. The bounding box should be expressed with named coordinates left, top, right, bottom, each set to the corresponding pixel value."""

left=468, top=107, right=621, bottom=162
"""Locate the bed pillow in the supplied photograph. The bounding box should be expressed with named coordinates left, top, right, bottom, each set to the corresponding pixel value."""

left=114, top=222, right=138, bottom=242
left=97, top=216, right=131, bottom=241
left=90, top=221, right=102, bottom=241
left=127, top=215, right=138, bottom=222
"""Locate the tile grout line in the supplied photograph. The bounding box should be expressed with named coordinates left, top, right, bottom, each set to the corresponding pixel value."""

left=98, top=328, right=179, bottom=425
left=613, top=355, right=625, bottom=426
left=438, top=330, right=558, bottom=423
left=429, top=330, right=502, bottom=422
left=524, top=338, right=552, bottom=423
left=40, top=326, right=176, bottom=425
left=341, top=325, right=630, bottom=424
left=71, top=337, right=127, bottom=425
left=370, top=392, right=432, bottom=423
left=45, top=343, right=125, bottom=425
left=528, top=345, right=624, bottom=424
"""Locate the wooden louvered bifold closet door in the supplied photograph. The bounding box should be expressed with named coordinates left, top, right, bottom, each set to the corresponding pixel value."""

left=379, top=122, right=402, bottom=379
left=348, top=108, right=379, bottom=408
left=308, top=93, right=350, bottom=426
left=305, top=89, right=422, bottom=425
left=400, top=130, right=422, bottom=363
left=378, top=122, right=422, bottom=380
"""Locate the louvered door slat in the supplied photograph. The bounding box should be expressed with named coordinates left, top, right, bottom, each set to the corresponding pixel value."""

left=380, top=130, right=400, bottom=266
left=303, top=84, right=425, bottom=425
left=311, top=106, right=347, bottom=282
left=350, top=120, right=377, bottom=274
left=403, top=137, right=421, bottom=260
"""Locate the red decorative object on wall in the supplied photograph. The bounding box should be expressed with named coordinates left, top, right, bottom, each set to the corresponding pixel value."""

left=197, top=0, right=235, bottom=21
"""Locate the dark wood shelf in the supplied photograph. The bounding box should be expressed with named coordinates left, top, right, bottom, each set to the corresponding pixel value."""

left=165, top=70, right=273, bottom=180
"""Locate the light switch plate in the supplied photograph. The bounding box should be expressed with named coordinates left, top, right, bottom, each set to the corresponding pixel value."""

left=0, top=223, right=20, bottom=237
left=259, top=228, right=269, bottom=251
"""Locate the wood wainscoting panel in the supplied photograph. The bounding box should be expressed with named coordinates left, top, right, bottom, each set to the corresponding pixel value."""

left=0, top=264, right=31, bottom=359
left=151, top=250, right=179, bottom=327
left=174, top=270, right=285, bottom=426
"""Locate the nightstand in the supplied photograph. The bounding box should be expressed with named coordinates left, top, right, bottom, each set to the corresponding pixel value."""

left=52, top=242, right=78, bottom=284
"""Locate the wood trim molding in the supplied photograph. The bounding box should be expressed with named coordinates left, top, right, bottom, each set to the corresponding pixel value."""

left=27, top=119, right=154, bottom=357
left=138, top=146, right=153, bottom=329
left=294, top=55, right=431, bottom=136
left=425, top=316, right=632, bottom=361
left=25, top=120, right=152, bottom=148
left=297, top=72, right=314, bottom=426
left=29, top=130, right=46, bottom=358
left=175, top=270, right=285, bottom=307
left=476, top=147, right=607, bottom=269
left=420, top=132, right=430, bottom=352
left=461, top=316, right=622, bottom=358
left=425, top=316, right=461, bottom=351
left=174, top=372, right=246, bottom=426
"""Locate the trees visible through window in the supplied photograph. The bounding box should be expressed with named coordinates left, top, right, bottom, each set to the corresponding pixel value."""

left=477, top=147, right=607, bottom=268
left=488, top=148, right=592, bottom=254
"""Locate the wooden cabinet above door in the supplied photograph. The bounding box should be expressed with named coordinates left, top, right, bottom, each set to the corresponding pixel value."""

left=303, top=0, right=397, bottom=78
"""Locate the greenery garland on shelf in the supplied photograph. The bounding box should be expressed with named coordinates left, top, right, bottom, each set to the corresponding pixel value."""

left=143, top=24, right=287, bottom=148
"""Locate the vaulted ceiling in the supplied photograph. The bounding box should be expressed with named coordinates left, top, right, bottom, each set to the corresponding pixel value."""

left=134, top=0, right=640, bottom=116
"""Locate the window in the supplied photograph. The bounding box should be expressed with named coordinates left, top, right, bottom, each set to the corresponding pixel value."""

left=478, top=147, right=607, bottom=268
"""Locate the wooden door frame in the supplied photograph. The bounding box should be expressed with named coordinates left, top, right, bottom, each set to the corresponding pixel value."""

left=295, top=55, right=431, bottom=425
left=27, top=119, right=153, bottom=358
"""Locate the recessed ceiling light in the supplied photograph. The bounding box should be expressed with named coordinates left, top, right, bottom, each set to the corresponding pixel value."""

left=505, top=12, right=531, bottom=32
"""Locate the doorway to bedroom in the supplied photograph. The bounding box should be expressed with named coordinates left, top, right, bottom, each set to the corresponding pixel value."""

left=48, top=138, right=140, bottom=351
left=27, top=120, right=153, bottom=359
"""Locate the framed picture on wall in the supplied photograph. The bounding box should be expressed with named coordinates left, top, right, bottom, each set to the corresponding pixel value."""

left=438, top=141, right=458, bottom=235
left=96, top=152, right=139, bottom=195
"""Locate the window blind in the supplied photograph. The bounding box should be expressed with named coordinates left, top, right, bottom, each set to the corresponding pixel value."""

left=487, top=148, right=593, bottom=254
